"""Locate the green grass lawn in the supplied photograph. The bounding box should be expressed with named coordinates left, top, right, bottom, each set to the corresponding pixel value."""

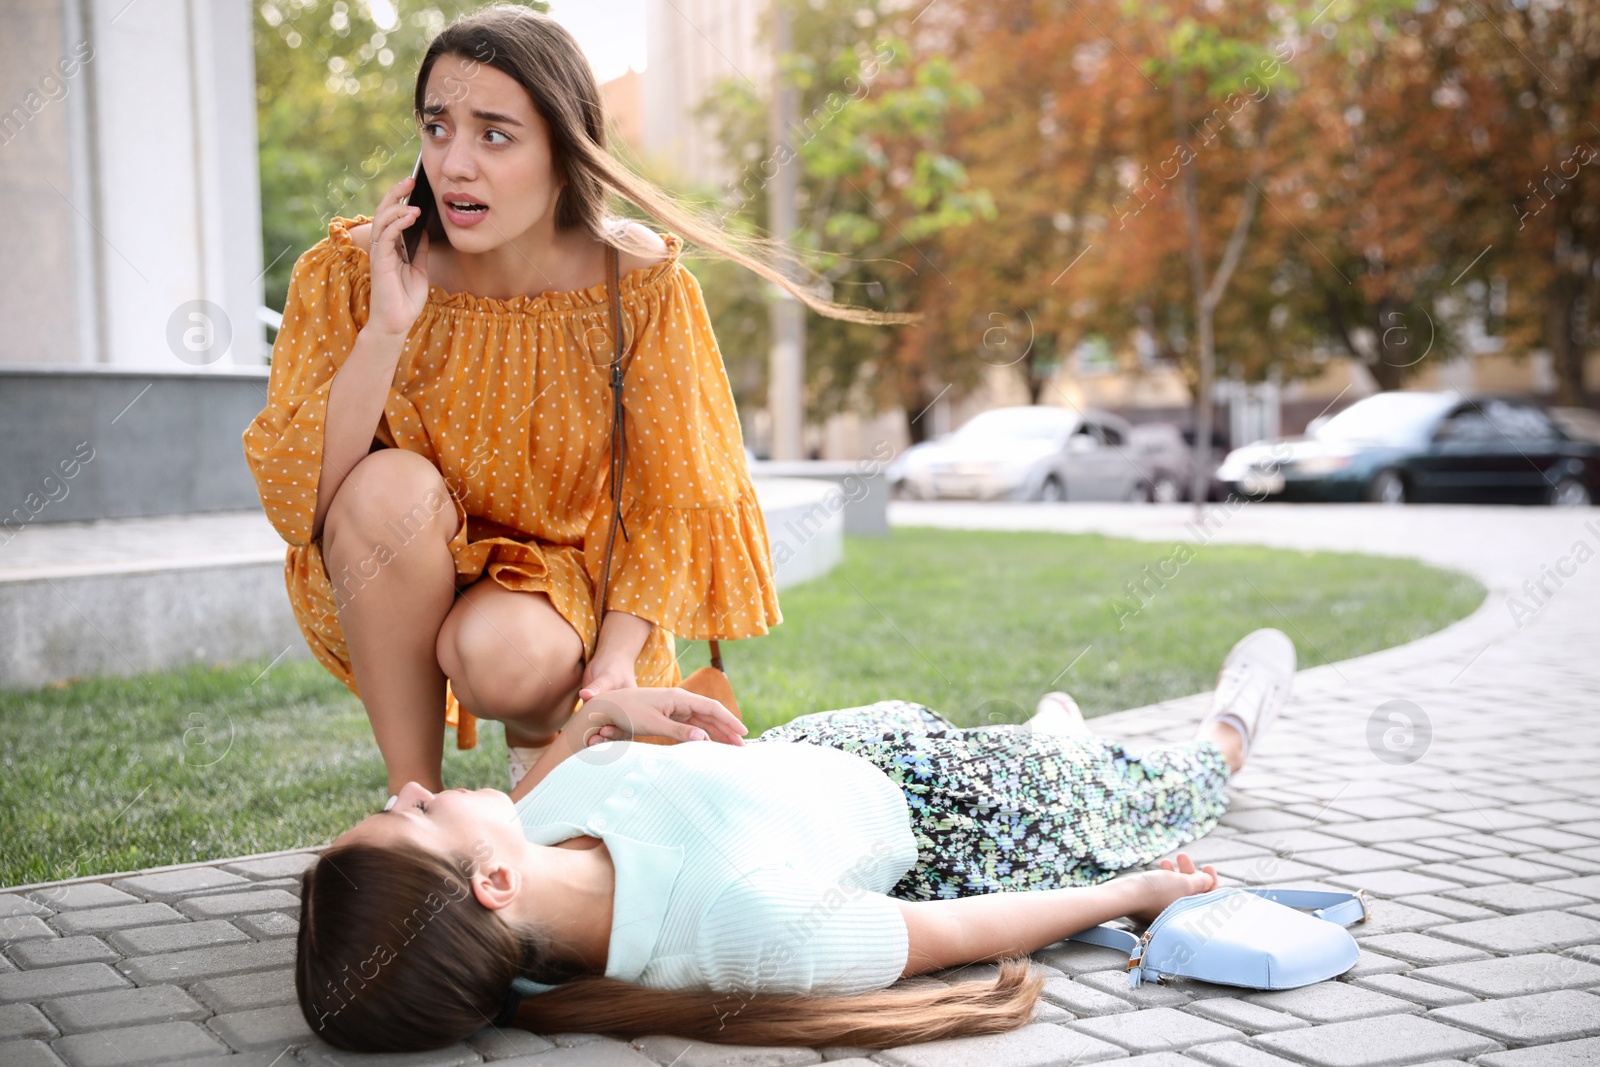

left=0, top=527, right=1484, bottom=887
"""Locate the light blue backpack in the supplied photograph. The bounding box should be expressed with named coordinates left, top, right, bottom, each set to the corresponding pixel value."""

left=1067, top=887, right=1370, bottom=989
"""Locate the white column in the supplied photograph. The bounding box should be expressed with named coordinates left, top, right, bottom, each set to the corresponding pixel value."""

left=0, top=0, right=263, bottom=369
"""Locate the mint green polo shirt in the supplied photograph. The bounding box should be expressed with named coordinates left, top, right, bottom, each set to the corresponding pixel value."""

left=511, top=737, right=918, bottom=997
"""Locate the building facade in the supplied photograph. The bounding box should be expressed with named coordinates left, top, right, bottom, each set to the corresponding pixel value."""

left=0, top=0, right=263, bottom=369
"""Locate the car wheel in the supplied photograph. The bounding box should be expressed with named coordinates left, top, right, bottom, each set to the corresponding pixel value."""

left=1368, top=469, right=1407, bottom=505
left=1151, top=476, right=1182, bottom=503
left=1037, top=475, right=1065, bottom=503
left=1549, top=477, right=1592, bottom=507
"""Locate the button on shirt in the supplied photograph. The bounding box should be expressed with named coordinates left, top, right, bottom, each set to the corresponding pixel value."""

left=512, top=739, right=918, bottom=997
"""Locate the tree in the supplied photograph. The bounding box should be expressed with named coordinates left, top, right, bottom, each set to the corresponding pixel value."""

left=696, top=0, right=996, bottom=434
left=915, top=2, right=1131, bottom=411
left=684, top=0, right=1600, bottom=438
left=917, top=0, right=1328, bottom=450
left=1453, top=0, right=1600, bottom=405
left=1142, top=6, right=1290, bottom=501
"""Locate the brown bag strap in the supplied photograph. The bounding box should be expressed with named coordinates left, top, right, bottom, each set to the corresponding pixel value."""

left=595, top=243, right=628, bottom=620
left=594, top=240, right=727, bottom=680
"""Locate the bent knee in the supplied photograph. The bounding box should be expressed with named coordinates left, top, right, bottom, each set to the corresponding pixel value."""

left=446, top=651, right=583, bottom=725
left=438, top=611, right=582, bottom=722
left=324, top=449, right=455, bottom=549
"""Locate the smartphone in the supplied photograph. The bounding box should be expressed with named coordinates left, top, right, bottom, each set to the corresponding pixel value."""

left=402, top=149, right=438, bottom=262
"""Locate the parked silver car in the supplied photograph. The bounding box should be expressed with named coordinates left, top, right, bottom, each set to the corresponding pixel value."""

left=889, top=406, right=1149, bottom=502
left=1127, top=422, right=1196, bottom=502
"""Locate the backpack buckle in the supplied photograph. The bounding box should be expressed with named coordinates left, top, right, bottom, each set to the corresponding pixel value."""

left=1125, top=933, right=1148, bottom=985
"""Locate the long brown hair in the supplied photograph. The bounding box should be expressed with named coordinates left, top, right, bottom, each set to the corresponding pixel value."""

left=411, top=3, right=916, bottom=326
left=295, top=841, right=1044, bottom=1052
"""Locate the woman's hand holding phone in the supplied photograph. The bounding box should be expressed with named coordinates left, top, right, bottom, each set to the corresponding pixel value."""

left=365, top=176, right=431, bottom=342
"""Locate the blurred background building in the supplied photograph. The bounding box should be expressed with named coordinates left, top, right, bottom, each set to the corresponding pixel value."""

left=1, top=0, right=264, bottom=371
left=638, top=0, right=769, bottom=189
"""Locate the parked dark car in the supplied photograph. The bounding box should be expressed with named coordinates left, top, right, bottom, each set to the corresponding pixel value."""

left=1214, top=391, right=1599, bottom=505
left=1552, top=407, right=1600, bottom=447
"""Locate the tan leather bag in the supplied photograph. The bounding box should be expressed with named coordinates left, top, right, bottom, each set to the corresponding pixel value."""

left=594, top=242, right=740, bottom=743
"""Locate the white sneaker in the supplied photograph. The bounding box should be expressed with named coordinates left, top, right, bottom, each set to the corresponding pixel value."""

left=1028, top=692, right=1091, bottom=736
left=1199, top=628, right=1296, bottom=762
left=508, top=740, right=553, bottom=790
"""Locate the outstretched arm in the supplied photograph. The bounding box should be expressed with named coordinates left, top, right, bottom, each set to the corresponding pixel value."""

left=896, top=855, right=1217, bottom=977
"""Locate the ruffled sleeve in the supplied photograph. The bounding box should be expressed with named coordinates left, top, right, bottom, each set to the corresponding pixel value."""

left=588, top=261, right=782, bottom=640
left=241, top=221, right=371, bottom=547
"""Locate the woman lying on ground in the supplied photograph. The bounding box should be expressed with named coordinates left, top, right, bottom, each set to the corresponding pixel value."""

left=294, top=629, right=1297, bottom=1052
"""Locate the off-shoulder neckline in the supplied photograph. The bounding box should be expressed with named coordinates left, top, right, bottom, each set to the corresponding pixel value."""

left=326, top=214, right=684, bottom=315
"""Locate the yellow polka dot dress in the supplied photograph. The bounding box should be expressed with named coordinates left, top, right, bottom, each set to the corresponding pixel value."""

left=242, top=216, right=782, bottom=746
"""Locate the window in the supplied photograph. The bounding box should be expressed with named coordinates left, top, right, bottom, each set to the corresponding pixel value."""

left=1483, top=399, right=1556, bottom=440
left=956, top=407, right=1075, bottom=443
left=1434, top=407, right=1496, bottom=443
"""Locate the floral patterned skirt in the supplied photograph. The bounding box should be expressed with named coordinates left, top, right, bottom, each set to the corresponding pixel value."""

left=750, top=699, right=1232, bottom=900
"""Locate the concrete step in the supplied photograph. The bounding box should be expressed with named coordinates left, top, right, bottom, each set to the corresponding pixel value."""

left=0, top=477, right=840, bottom=690
left=748, top=458, right=891, bottom=535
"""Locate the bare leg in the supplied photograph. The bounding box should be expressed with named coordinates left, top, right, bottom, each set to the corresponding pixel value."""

left=321, top=449, right=459, bottom=794
left=1198, top=720, right=1245, bottom=774
left=435, top=579, right=586, bottom=749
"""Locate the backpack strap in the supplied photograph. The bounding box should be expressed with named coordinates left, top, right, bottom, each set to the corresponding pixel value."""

left=1243, top=887, right=1370, bottom=926
left=1064, top=923, right=1141, bottom=955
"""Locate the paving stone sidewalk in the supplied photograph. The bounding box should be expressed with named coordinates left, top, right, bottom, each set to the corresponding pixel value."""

left=4, top=503, right=1598, bottom=1066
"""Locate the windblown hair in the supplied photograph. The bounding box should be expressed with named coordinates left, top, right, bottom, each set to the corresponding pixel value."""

left=295, top=841, right=1044, bottom=1052
left=412, top=3, right=914, bottom=326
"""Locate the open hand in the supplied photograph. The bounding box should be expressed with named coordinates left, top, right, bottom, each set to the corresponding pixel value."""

left=578, top=686, right=746, bottom=747
left=1125, top=853, right=1219, bottom=926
